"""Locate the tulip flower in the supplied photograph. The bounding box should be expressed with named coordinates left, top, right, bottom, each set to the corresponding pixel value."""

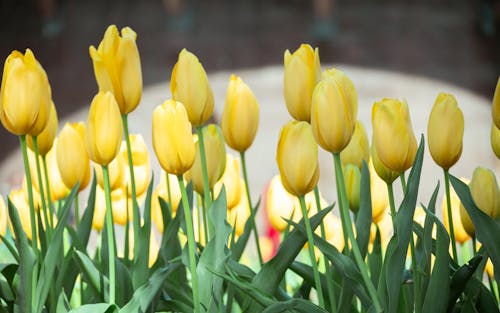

left=276, top=121, right=319, bottom=197
left=214, top=154, right=242, bottom=210
left=8, top=188, right=35, bottom=240
left=120, top=134, right=151, bottom=197
left=322, top=68, right=358, bottom=119
left=170, top=49, right=214, bottom=126
left=26, top=100, right=58, bottom=156
left=57, top=122, right=91, bottom=191
left=227, top=181, right=251, bottom=236
left=372, top=98, right=417, bottom=173
left=0, top=49, right=51, bottom=136
left=491, top=76, right=500, bottom=129
left=311, top=75, right=357, bottom=153
left=340, top=121, right=369, bottom=169
left=459, top=202, right=475, bottom=238
left=0, top=196, right=7, bottom=237
left=221, top=75, right=260, bottom=152
left=265, top=175, right=302, bottom=232
left=470, top=167, right=500, bottom=219
left=323, top=213, right=345, bottom=252
left=85, top=91, right=123, bottom=166
left=152, top=99, right=195, bottom=175
left=371, top=144, right=399, bottom=184
left=185, top=124, right=226, bottom=195
left=491, top=123, right=500, bottom=159
left=45, top=140, right=70, bottom=200
left=369, top=159, right=389, bottom=223
left=427, top=93, right=464, bottom=169
left=485, top=258, right=494, bottom=279
left=283, top=44, right=321, bottom=122
left=442, top=186, right=470, bottom=245
left=95, top=152, right=125, bottom=191
left=124, top=226, right=159, bottom=268
left=151, top=171, right=183, bottom=233
left=89, top=25, right=142, bottom=115
left=344, top=164, right=361, bottom=213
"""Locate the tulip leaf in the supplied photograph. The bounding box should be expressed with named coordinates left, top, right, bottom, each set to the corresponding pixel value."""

left=356, top=161, right=373, bottom=258
left=449, top=175, right=500, bottom=286
left=261, top=298, right=328, bottom=313
left=74, top=250, right=109, bottom=301
left=377, top=136, right=425, bottom=313
left=56, top=292, right=71, bottom=313
left=447, top=255, right=483, bottom=312
left=231, top=198, right=260, bottom=262
left=463, top=277, right=500, bottom=313
left=68, top=303, right=119, bottom=313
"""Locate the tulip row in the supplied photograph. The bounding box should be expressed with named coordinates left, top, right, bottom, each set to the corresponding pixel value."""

left=1, top=24, right=500, bottom=313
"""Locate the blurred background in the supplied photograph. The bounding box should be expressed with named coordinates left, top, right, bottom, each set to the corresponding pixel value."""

left=0, top=0, right=499, bottom=164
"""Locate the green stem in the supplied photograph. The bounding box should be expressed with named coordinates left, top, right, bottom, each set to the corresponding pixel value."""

left=313, top=187, right=337, bottom=312
left=75, top=193, right=80, bottom=227
left=444, top=169, right=459, bottom=263
left=196, top=126, right=213, bottom=239
left=334, top=173, right=350, bottom=254
left=386, top=182, right=397, bottom=231
left=19, top=135, right=38, bottom=251
left=298, top=195, right=325, bottom=308
left=239, top=151, right=263, bottom=265
left=42, top=155, right=54, bottom=228
left=166, top=173, right=173, bottom=213
left=472, top=237, right=477, bottom=256
left=102, top=165, right=116, bottom=304
left=32, top=137, right=51, bottom=237
left=489, top=275, right=499, bottom=305
left=121, top=114, right=141, bottom=258
left=333, top=153, right=382, bottom=313
left=178, top=175, right=201, bottom=313
left=400, top=173, right=407, bottom=193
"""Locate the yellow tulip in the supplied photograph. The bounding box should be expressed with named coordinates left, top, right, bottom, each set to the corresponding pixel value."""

left=277, top=121, right=319, bottom=196
left=151, top=171, right=183, bottom=233
left=485, top=258, right=494, bottom=279
left=490, top=123, right=500, bottom=159
left=442, top=185, right=471, bottom=244
left=57, top=122, right=91, bottom=191
left=186, top=124, right=226, bottom=195
left=170, top=49, right=214, bottom=126
left=371, top=144, right=399, bottom=184
left=265, top=175, right=302, bottom=232
left=369, top=158, right=389, bottom=223
left=152, top=99, right=195, bottom=175
left=470, top=167, right=500, bottom=219
left=227, top=182, right=250, bottom=236
left=89, top=25, right=142, bottom=114
left=221, top=75, right=260, bottom=152
left=94, top=152, right=125, bottom=190
left=369, top=214, right=393, bottom=252
left=214, top=154, right=242, bottom=210
left=85, top=91, right=123, bottom=166
left=344, top=164, right=361, bottom=213
left=93, top=185, right=131, bottom=229
left=340, top=120, right=369, bottom=169
left=311, top=75, right=357, bottom=153
left=324, top=213, right=345, bottom=252
left=459, top=202, right=475, bottom=238
left=124, top=226, right=159, bottom=268
left=372, top=98, right=417, bottom=173
left=45, top=140, right=70, bottom=200
left=27, top=100, right=58, bottom=156
left=8, top=188, right=34, bottom=239
left=0, top=49, right=51, bottom=136
left=427, top=93, right=464, bottom=169
left=491, top=76, right=500, bottom=129
left=0, top=196, right=7, bottom=237
left=283, top=44, right=321, bottom=122
left=322, top=68, right=358, bottom=120
left=120, top=134, right=151, bottom=197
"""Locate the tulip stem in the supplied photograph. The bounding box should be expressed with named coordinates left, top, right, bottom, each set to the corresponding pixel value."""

left=121, top=114, right=141, bottom=259
left=75, top=194, right=80, bottom=227
left=313, top=187, right=337, bottom=313
left=177, top=175, right=201, bottom=313
left=19, top=135, right=38, bottom=252
left=239, top=151, right=263, bottom=265
left=333, top=153, right=382, bottom=313
left=444, top=169, right=459, bottom=263
left=32, top=137, right=51, bottom=236
left=102, top=165, right=116, bottom=304
left=298, top=195, right=325, bottom=308
left=400, top=173, right=407, bottom=193
left=165, top=173, right=173, bottom=214
left=386, top=182, right=397, bottom=231
left=196, top=126, right=213, bottom=239
left=42, top=155, right=55, bottom=228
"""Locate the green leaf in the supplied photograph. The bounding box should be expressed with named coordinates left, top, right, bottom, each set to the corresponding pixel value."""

left=447, top=256, right=483, bottom=312
left=231, top=199, right=260, bottom=262
left=463, top=277, right=500, bottom=313
left=56, top=292, right=71, bottom=313
left=73, top=250, right=108, bottom=301
left=69, top=303, right=119, bottom=313
left=368, top=226, right=382, bottom=287
left=261, top=298, right=328, bottom=313
left=356, top=161, right=372, bottom=258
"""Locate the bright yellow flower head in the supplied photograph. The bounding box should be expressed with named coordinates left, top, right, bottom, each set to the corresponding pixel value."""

left=470, top=167, right=500, bottom=219
left=85, top=91, right=123, bottom=166
left=322, top=68, right=358, bottom=119
left=221, top=75, right=260, bottom=152
left=121, top=134, right=151, bottom=197
left=8, top=188, right=35, bottom=240
left=283, top=44, right=321, bottom=122
left=152, top=99, right=195, bottom=175
left=227, top=181, right=250, bottom=236
left=372, top=98, right=417, bottom=173
left=171, top=49, right=214, bottom=126
left=186, top=124, right=227, bottom=195
left=0, top=49, right=51, bottom=136
left=442, top=183, right=471, bottom=245
left=265, top=175, right=301, bottom=232
left=369, top=158, right=389, bottom=223
left=89, top=25, right=142, bottom=115
left=152, top=172, right=183, bottom=233
left=57, top=122, right=91, bottom=191
left=427, top=93, right=464, bottom=170
left=94, top=151, right=125, bottom=191
left=45, top=139, right=70, bottom=200
left=340, top=120, right=369, bottom=169
left=214, top=154, right=242, bottom=210
left=311, top=74, right=357, bottom=153
left=27, top=100, right=58, bottom=156
left=277, top=121, right=319, bottom=197
left=491, top=76, right=500, bottom=129
left=371, top=144, right=399, bottom=184
left=93, top=185, right=132, bottom=229
left=490, top=123, right=500, bottom=159
left=344, top=164, right=361, bottom=213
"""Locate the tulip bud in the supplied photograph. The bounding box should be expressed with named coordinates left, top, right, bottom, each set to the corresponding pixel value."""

left=57, top=122, right=91, bottom=191
left=427, top=93, right=464, bottom=169
left=311, top=75, right=357, bottom=153
left=344, top=164, right=361, bottom=213
left=470, top=167, right=500, bottom=219
left=170, top=49, right=214, bottom=126
left=152, top=172, right=183, bottom=233
left=369, top=159, right=389, bottom=223
left=277, top=121, right=319, bottom=196
left=94, top=152, right=125, bottom=190
left=371, top=144, right=399, bottom=184
left=322, top=68, right=358, bottom=119
left=265, top=175, right=302, bottom=232
left=27, top=100, right=58, bottom=156
left=0, top=49, right=51, bottom=136
left=152, top=99, right=195, bottom=175
left=442, top=184, right=471, bottom=245
left=283, top=44, right=321, bottom=122
left=186, top=124, right=226, bottom=194
left=221, top=75, right=260, bottom=152
left=485, top=258, right=494, bottom=279
left=85, top=91, right=123, bottom=166
left=490, top=123, right=500, bottom=159
left=0, top=196, right=7, bottom=237
left=89, top=25, right=142, bottom=114
left=214, top=154, right=242, bottom=210
left=372, top=98, right=417, bottom=173
left=491, top=76, right=500, bottom=129
left=340, top=120, right=369, bottom=169
left=121, top=134, right=151, bottom=197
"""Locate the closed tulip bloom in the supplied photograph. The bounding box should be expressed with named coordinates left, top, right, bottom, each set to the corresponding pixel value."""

left=0, top=196, right=6, bottom=237
left=322, top=68, right=358, bottom=120
left=221, top=75, right=260, bottom=152
left=121, top=134, right=151, bottom=197
left=283, top=44, right=321, bottom=122
left=266, top=175, right=302, bottom=232
left=85, top=91, right=123, bottom=166
left=470, top=167, right=500, bottom=219
left=214, top=154, right=242, bottom=210
left=340, top=120, right=369, bottom=169
left=171, top=49, right=214, bottom=126
left=27, top=100, right=58, bottom=156
left=344, top=164, right=361, bottom=213
left=95, top=152, right=125, bottom=190
left=427, top=93, right=464, bottom=169
left=369, top=159, right=389, bottom=223
left=277, top=121, right=319, bottom=196
left=371, top=144, right=399, bottom=184
left=89, top=25, right=142, bottom=114
left=57, top=122, right=91, bottom=191
left=152, top=172, right=183, bottom=233
left=459, top=203, right=475, bottom=237
left=372, top=98, right=417, bottom=173
left=311, top=76, right=357, bottom=153
left=152, top=99, right=195, bottom=175
left=442, top=186, right=470, bottom=244
left=0, top=49, right=51, bottom=136
left=45, top=140, right=70, bottom=200
left=490, top=123, right=500, bottom=159
left=491, top=77, right=500, bottom=129
left=186, top=124, right=226, bottom=194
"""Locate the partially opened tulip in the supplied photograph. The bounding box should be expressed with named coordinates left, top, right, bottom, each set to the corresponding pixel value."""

left=214, top=154, right=242, bottom=210
left=340, top=120, right=369, bottom=169
left=491, top=76, right=500, bottom=129
left=283, top=44, right=321, bottom=122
